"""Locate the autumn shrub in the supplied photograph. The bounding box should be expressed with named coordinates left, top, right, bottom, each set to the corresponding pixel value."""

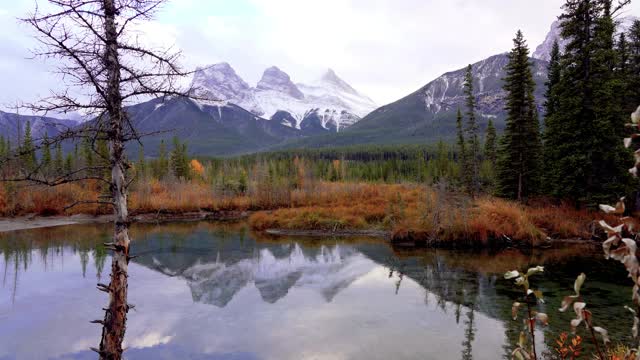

left=0, top=181, right=108, bottom=216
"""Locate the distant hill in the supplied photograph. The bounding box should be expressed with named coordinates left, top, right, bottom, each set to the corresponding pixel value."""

left=0, top=111, right=77, bottom=142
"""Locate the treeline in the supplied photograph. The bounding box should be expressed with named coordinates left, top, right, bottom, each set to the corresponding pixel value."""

left=135, top=141, right=495, bottom=192
left=2, top=123, right=492, bottom=192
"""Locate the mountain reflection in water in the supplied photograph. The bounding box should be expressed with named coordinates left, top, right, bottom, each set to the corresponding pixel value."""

left=0, top=221, right=633, bottom=360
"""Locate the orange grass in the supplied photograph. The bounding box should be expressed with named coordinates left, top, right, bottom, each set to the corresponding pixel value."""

left=0, top=179, right=608, bottom=246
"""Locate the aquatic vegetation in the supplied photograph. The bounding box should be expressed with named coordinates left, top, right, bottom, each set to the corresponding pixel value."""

left=504, top=265, right=548, bottom=359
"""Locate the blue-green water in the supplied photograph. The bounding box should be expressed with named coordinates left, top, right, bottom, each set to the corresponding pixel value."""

left=0, top=222, right=633, bottom=359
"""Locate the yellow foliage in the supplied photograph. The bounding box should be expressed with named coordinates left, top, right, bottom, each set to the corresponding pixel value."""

left=190, top=159, right=204, bottom=175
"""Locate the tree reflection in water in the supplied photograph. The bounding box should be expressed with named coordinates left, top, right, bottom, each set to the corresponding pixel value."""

left=0, top=222, right=631, bottom=359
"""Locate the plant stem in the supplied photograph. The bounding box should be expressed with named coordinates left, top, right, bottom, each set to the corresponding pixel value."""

left=586, top=320, right=605, bottom=360
left=526, top=296, right=538, bottom=360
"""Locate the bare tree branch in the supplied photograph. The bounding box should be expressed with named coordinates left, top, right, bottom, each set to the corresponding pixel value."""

left=3, top=1, right=198, bottom=359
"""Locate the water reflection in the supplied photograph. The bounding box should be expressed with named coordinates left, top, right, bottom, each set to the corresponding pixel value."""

left=0, top=221, right=633, bottom=360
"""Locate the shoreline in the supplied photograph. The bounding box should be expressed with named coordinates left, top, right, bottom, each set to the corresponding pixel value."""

left=0, top=210, right=251, bottom=233
left=0, top=212, right=601, bottom=250
left=0, top=214, right=114, bottom=233
left=265, top=228, right=391, bottom=239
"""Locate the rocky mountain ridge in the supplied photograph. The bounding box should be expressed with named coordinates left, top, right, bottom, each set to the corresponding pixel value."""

left=190, top=63, right=377, bottom=132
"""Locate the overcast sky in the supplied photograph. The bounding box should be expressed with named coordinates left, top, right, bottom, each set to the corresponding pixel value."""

left=1, top=0, right=639, bottom=111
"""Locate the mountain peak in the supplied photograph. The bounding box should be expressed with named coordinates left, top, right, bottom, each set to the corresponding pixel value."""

left=257, top=66, right=305, bottom=100
left=319, top=68, right=359, bottom=96
left=191, top=62, right=250, bottom=101
left=322, top=68, right=338, bottom=80
left=533, top=15, right=639, bottom=61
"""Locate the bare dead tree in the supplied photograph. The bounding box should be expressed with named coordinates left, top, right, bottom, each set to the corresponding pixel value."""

left=1, top=1, right=195, bottom=358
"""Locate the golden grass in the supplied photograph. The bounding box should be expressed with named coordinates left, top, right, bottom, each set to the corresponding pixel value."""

left=0, top=179, right=609, bottom=247
left=249, top=185, right=604, bottom=246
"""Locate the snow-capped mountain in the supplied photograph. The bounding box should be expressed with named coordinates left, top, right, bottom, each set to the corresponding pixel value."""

left=533, top=15, right=639, bottom=61
left=191, top=63, right=377, bottom=132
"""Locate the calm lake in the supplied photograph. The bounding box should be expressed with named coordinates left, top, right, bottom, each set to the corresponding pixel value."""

left=0, top=221, right=634, bottom=359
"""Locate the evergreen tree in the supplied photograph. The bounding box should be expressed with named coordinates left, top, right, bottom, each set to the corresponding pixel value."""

left=82, top=137, right=94, bottom=170
left=627, top=20, right=640, bottom=114
left=21, top=121, right=36, bottom=172
left=455, top=108, right=468, bottom=186
left=136, top=147, right=146, bottom=179
left=170, top=136, right=190, bottom=179
left=41, top=132, right=52, bottom=173
left=96, top=138, right=110, bottom=179
left=544, top=0, right=630, bottom=204
left=615, top=33, right=634, bottom=115
left=463, top=65, right=481, bottom=195
left=157, top=139, right=169, bottom=179
left=495, top=30, right=542, bottom=201
left=590, top=0, right=631, bottom=200
left=73, top=143, right=80, bottom=169
left=544, top=41, right=562, bottom=121
left=0, top=136, right=6, bottom=158
left=54, top=143, right=64, bottom=176
left=64, top=153, right=74, bottom=174
left=484, top=119, right=497, bottom=167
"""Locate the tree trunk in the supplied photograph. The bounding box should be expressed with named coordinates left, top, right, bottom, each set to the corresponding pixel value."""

left=96, top=0, right=131, bottom=359
left=518, top=152, right=523, bottom=202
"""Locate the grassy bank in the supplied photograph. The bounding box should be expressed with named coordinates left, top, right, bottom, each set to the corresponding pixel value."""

left=0, top=179, right=612, bottom=247
left=248, top=182, right=609, bottom=247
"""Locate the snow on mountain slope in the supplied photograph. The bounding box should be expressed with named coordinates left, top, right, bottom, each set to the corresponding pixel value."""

left=298, top=69, right=377, bottom=120
left=190, top=64, right=377, bottom=132
left=533, top=15, right=639, bottom=61
left=191, top=62, right=262, bottom=114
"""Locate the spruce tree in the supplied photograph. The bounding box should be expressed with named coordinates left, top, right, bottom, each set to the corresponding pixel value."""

left=544, top=0, right=630, bottom=204
left=170, top=136, right=190, bottom=180
left=157, top=139, right=169, bottom=179
left=21, top=121, right=36, bottom=173
left=627, top=20, right=640, bottom=115
left=484, top=119, right=497, bottom=167
left=495, top=30, right=542, bottom=201
left=82, top=137, right=94, bottom=170
left=0, top=136, right=5, bottom=158
left=136, top=147, right=146, bottom=180
left=455, top=108, right=468, bottom=188
left=592, top=0, right=631, bottom=200
left=64, top=153, right=74, bottom=174
left=616, top=33, right=634, bottom=115
left=54, top=143, right=63, bottom=176
left=41, top=132, right=52, bottom=173
left=542, top=42, right=562, bottom=194
left=463, top=65, right=481, bottom=196
left=544, top=42, right=562, bottom=121
left=73, top=143, right=79, bottom=169
left=96, top=139, right=110, bottom=179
